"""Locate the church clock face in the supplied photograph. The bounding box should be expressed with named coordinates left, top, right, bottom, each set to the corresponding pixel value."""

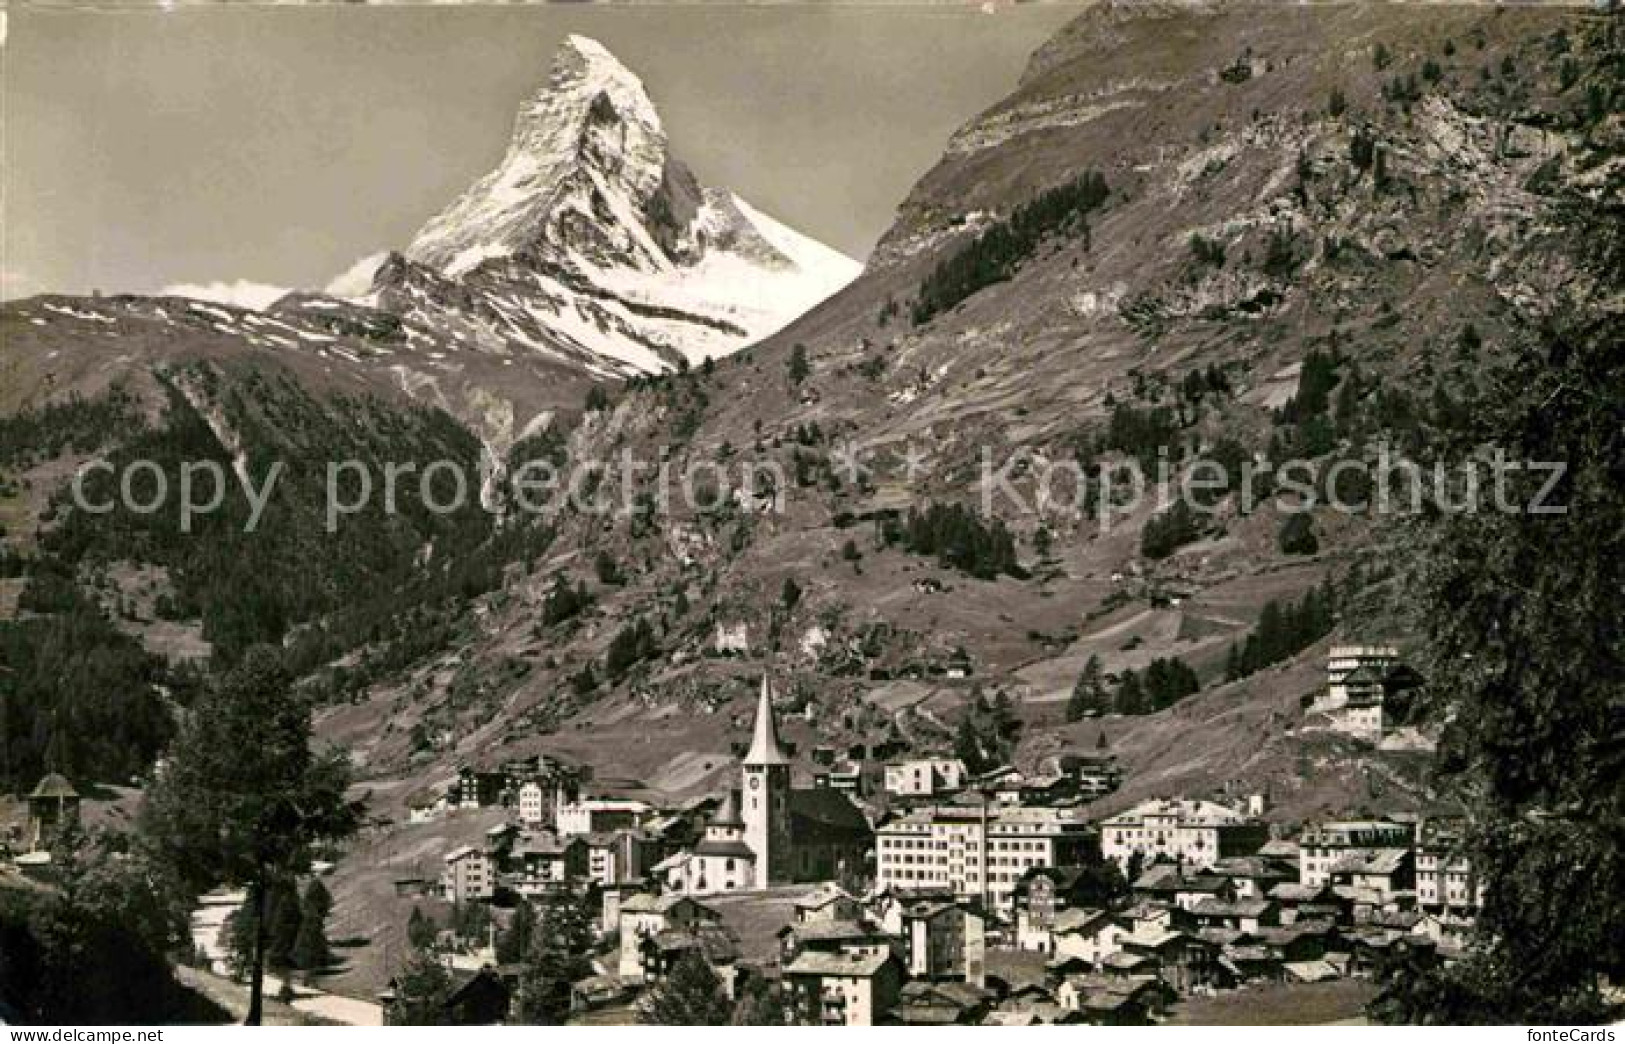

left=748, top=776, right=761, bottom=790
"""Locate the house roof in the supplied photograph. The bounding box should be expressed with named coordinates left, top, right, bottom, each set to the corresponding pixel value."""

left=1104, top=950, right=1157, bottom=970
left=782, top=950, right=892, bottom=978
left=1283, top=960, right=1341, bottom=983
left=744, top=676, right=790, bottom=766
left=792, top=882, right=855, bottom=911
left=900, top=980, right=991, bottom=1010
left=28, top=773, right=78, bottom=800
left=693, top=838, right=756, bottom=859
left=443, top=845, right=481, bottom=863
left=647, top=926, right=738, bottom=962
left=788, top=787, right=871, bottom=839
left=1268, top=883, right=1328, bottom=903
left=1052, top=907, right=1113, bottom=935
left=779, top=919, right=886, bottom=944
left=620, top=892, right=713, bottom=917
left=1192, top=899, right=1273, bottom=919
left=710, top=789, right=743, bottom=828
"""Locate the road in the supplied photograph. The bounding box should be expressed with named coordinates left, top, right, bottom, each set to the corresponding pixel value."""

left=191, top=888, right=385, bottom=1026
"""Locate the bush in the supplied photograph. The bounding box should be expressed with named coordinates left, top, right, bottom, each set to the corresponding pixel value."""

left=1277, top=512, right=1320, bottom=555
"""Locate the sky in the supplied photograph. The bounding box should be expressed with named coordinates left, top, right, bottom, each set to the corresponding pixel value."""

left=1, top=3, right=1086, bottom=304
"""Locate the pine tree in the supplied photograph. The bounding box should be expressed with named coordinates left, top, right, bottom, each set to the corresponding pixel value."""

left=515, top=891, right=595, bottom=1024
left=639, top=951, right=733, bottom=1025
left=264, top=878, right=303, bottom=972
left=387, top=946, right=453, bottom=1026
left=141, top=646, right=360, bottom=1024
left=731, top=979, right=801, bottom=1026
left=1375, top=182, right=1625, bottom=1024
left=1115, top=670, right=1146, bottom=715
left=496, top=900, right=536, bottom=965
left=407, top=906, right=437, bottom=951
left=1067, top=655, right=1108, bottom=721
left=787, top=344, right=810, bottom=386
left=953, top=717, right=987, bottom=776
left=292, top=879, right=332, bottom=973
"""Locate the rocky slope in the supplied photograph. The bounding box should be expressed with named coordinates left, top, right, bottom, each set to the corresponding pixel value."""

left=332, top=0, right=1617, bottom=806
left=3, top=3, right=1620, bottom=817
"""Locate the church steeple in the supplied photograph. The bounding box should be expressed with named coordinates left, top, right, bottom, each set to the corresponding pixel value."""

left=741, top=673, right=791, bottom=888
left=744, top=674, right=790, bottom=766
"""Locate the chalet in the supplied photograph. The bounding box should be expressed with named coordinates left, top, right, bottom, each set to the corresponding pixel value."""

left=570, top=973, right=636, bottom=1013
left=616, top=893, right=722, bottom=979
left=1257, top=920, right=1340, bottom=963
left=1267, top=882, right=1352, bottom=925
left=1012, top=865, right=1114, bottom=953
left=1328, top=848, right=1414, bottom=908
left=900, top=898, right=986, bottom=985
left=778, top=920, right=895, bottom=965
left=793, top=882, right=864, bottom=925
left=1221, top=944, right=1286, bottom=984
left=1208, top=855, right=1294, bottom=900
left=1049, top=907, right=1125, bottom=968
left=406, top=789, right=443, bottom=825
left=443, top=967, right=510, bottom=1025
left=1054, top=973, right=1166, bottom=1025
left=639, top=925, right=741, bottom=991
left=1119, top=929, right=1224, bottom=993
left=890, top=979, right=991, bottom=1026
left=507, top=834, right=588, bottom=897
left=1190, top=898, right=1279, bottom=935
left=783, top=950, right=903, bottom=1027
left=453, top=767, right=508, bottom=810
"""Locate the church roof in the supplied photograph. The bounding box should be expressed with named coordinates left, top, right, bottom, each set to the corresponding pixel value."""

left=788, top=788, right=872, bottom=840
left=711, top=788, right=743, bottom=828
left=744, top=675, right=790, bottom=766
left=28, top=773, right=79, bottom=800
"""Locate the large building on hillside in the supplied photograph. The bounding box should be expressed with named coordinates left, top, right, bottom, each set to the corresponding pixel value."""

left=1298, top=819, right=1414, bottom=888
left=659, top=677, right=872, bottom=895
left=875, top=803, right=1096, bottom=909
left=1100, top=799, right=1269, bottom=872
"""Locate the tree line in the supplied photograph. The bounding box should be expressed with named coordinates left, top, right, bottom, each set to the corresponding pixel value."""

left=912, top=171, right=1109, bottom=324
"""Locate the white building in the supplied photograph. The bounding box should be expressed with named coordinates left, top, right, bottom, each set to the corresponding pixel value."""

left=1324, top=646, right=1399, bottom=706
left=440, top=845, right=493, bottom=903
left=615, top=893, right=722, bottom=980
left=883, top=758, right=968, bottom=798
left=1298, top=820, right=1413, bottom=888
left=556, top=797, right=652, bottom=837
left=875, top=803, right=1095, bottom=909
left=1100, top=799, right=1269, bottom=872
left=518, top=781, right=548, bottom=826
left=656, top=790, right=757, bottom=896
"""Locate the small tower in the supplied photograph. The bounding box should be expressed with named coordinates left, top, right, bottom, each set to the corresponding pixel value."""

left=742, top=675, right=792, bottom=888
left=26, top=772, right=80, bottom=852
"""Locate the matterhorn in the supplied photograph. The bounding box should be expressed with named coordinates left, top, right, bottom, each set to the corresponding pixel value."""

left=356, top=35, right=858, bottom=376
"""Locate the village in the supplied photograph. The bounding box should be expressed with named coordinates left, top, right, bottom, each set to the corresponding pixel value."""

left=274, top=644, right=1478, bottom=1026
left=0, top=642, right=1480, bottom=1026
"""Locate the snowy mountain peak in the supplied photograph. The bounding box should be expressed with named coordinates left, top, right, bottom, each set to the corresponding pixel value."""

left=390, top=35, right=858, bottom=375
left=407, top=35, right=673, bottom=277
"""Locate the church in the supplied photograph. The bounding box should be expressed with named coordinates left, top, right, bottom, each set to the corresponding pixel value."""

left=656, top=677, right=873, bottom=895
